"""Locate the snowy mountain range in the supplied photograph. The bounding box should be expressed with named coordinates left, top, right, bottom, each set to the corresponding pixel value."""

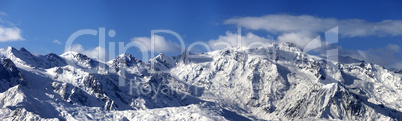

left=0, top=42, right=402, bottom=120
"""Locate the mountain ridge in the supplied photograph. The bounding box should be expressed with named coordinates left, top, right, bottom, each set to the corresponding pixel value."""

left=0, top=43, right=401, bottom=120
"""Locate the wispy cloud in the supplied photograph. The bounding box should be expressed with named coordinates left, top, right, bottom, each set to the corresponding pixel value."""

left=277, top=31, right=319, bottom=48
left=208, top=31, right=274, bottom=50
left=0, top=11, right=24, bottom=42
left=53, top=39, right=62, bottom=44
left=0, top=11, right=6, bottom=23
left=70, top=44, right=106, bottom=61
left=224, top=14, right=402, bottom=68
left=131, top=35, right=181, bottom=53
left=339, top=44, right=401, bottom=68
left=225, top=14, right=402, bottom=38
left=0, top=11, right=6, bottom=16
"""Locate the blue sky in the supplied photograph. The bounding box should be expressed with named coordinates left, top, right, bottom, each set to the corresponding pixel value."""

left=1, top=0, right=402, bottom=68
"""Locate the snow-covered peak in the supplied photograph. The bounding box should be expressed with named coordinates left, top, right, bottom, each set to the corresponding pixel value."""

left=113, top=53, right=142, bottom=63
left=0, top=47, right=45, bottom=68
left=61, top=52, right=91, bottom=61
left=60, top=51, right=98, bottom=69
left=151, top=53, right=175, bottom=62
left=0, top=46, right=16, bottom=54
left=19, top=47, right=29, bottom=53
left=278, top=42, right=302, bottom=52
left=149, top=53, right=178, bottom=71
left=45, top=53, right=67, bottom=67
left=5, top=46, right=16, bottom=53
left=0, top=47, right=27, bottom=57
left=60, top=51, right=79, bottom=57
left=108, top=53, right=143, bottom=69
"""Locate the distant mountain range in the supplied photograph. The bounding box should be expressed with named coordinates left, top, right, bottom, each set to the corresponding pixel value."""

left=0, top=42, right=401, bottom=120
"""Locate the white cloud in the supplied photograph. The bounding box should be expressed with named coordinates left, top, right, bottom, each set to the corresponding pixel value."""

left=225, top=15, right=336, bottom=33
left=224, top=15, right=402, bottom=68
left=0, top=11, right=6, bottom=16
left=0, top=26, right=24, bottom=42
left=225, top=14, right=402, bottom=37
left=338, top=19, right=402, bottom=37
left=131, top=35, right=181, bottom=53
left=0, top=12, right=23, bottom=42
left=53, top=39, right=62, bottom=44
left=277, top=31, right=319, bottom=48
left=340, top=44, right=401, bottom=68
left=208, top=31, right=274, bottom=50
left=391, top=62, right=402, bottom=69
left=70, top=44, right=106, bottom=61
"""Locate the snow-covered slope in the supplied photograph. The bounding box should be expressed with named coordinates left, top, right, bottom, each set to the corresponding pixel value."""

left=0, top=44, right=401, bottom=120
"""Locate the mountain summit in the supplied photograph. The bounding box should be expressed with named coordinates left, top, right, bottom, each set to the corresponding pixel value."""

left=0, top=43, right=401, bottom=120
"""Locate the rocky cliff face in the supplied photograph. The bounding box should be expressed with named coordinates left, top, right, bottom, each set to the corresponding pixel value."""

left=0, top=58, right=24, bottom=92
